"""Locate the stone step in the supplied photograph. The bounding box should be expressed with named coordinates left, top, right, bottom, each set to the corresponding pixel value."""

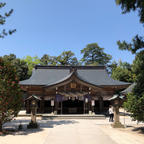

left=42, top=114, right=106, bottom=120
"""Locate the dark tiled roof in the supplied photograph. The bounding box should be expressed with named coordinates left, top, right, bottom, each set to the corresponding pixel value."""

left=20, top=65, right=130, bottom=86
left=77, top=69, right=129, bottom=86
left=121, top=83, right=136, bottom=94
left=20, top=68, right=70, bottom=86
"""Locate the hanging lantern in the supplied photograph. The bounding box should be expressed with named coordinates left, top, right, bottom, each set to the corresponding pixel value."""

left=51, top=100, right=54, bottom=106
left=85, top=98, right=88, bottom=103
left=91, top=100, right=95, bottom=106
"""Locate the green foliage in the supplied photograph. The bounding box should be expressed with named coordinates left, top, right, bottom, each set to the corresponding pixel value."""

left=24, top=45, right=112, bottom=70
left=40, top=51, right=80, bottom=66
left=124, top=93, right=144, bottom=122
left=23, top=56, right=41, bottom=76
left=0, top=2, right=16, bottom=38
left=116, top=0, right=144, bottom=54
left=111, top=61, right=134, bottom=82
left=116, top=0, right=144, bottom=122
left=40, top=54, right=57, bottom=66
left=117, top=35, right=144, bottom=54
left=2, top=54, right=29, bottom=81
left=57, top=51, right=79, bottom=66
left=132, top=51, right=144, bottom=94
left=81, top=43, right=112, bottom=66
left=124, top=51, right=144, bottom=122
left=116, top=0, right=144, bottom=23
left=0, top=58, right=22, bottom=131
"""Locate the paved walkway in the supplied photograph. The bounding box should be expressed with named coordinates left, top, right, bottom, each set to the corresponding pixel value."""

left=1, top=117, right=144, bottom=144
left=42, top=120, right=117, bottom=144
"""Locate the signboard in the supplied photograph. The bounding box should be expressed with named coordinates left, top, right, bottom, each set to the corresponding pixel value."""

left=71, top=83, right=76, bottom=88
left=51, top=100, right=54, bottom=106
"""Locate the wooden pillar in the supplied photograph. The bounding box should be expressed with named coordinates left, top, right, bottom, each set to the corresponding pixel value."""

left=54, top=100, right=58, bottom=114
left=61, top=101, right=63, bottom=114
left=99, top=97, right=104, bottom=113
left=83, top=100, right=85, bottom=114
left=41, top=88, right=45, bottom=113
left=88, top=101, right=91, bottom=113
left=40, top=99, right=45, bottom=113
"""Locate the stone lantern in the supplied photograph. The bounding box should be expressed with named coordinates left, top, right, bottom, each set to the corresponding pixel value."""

left=31, top=99, right=37, bottom=123
left=26, top=95, right=41, bottom=128
left=109, top=94, right=125, bottom=128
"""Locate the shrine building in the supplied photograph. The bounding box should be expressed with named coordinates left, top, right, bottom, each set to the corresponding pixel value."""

left=20, top=65, right=130, bottom=114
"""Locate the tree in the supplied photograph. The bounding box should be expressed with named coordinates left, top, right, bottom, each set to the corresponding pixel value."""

left=124, top=51, right=144, bottom=122
left=115, top=0, right=144, bottom=122
left=0, top=58, right=22, bottom=132
left=2, top=54, right=29, bottom=81
left=57, top=51, right=79, bottom=66
left=23, top=56, right=41, bottom=76
left=40, top=54, right=57, bottom=66
left=111, top=61, right=134, bottom=83
left=0, top=2, right=16, bottom=38
left=117, top=35, right=144, bottom=54
left=116, top=0, right=144, bottom=53
left=116, top=0, right=144, bottom=23
left=81, top=43, right=112, bottom=66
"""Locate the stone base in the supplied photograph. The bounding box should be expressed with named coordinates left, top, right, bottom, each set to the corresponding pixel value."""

left=89, top=111, right=92, bottom=115
left=27, top=121, right=39, bottom=129
left=112, top=122, right=124, bottom=128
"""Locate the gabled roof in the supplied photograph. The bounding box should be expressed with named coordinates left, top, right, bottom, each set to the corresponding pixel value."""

left=20, top=65, right=130, bottom=87
left=25, top=95, right=41, bottom=101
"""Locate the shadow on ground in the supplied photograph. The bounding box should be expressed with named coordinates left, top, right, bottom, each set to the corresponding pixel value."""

left=119, top=112, right=131, bottom=116
left=132, top=127, right=144, bottom=134
left=2, top=119, right=78, bottom=136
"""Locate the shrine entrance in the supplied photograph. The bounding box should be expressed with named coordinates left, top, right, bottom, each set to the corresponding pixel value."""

left=62, top=99, right=84, bottom=114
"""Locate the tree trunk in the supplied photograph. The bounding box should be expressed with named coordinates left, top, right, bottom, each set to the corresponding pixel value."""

left=0, top=122, right=2, bottom=132
left=0, top=113, right=4, bottom=132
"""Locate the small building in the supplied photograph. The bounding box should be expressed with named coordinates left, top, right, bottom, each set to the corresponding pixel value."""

left=20, top=65, right=130, bottom=114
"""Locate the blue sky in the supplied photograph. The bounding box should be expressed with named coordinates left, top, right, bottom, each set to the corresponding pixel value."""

left=0, top=0, right=143, bottom=63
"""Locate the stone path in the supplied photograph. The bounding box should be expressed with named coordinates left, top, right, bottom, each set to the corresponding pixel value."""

left=0, top=117, right=143, bottom=144
left=42, top=120, right=117, bottom=144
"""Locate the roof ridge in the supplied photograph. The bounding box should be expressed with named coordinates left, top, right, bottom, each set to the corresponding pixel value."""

left=35, top=65, right=105, bottom=69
